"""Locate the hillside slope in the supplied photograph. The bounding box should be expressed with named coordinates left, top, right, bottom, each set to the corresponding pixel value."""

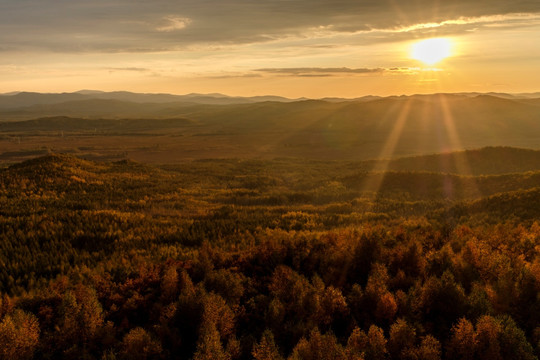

left=1, top=94, right=539, bottom=161
left=362, top=147, right=540, bottom=175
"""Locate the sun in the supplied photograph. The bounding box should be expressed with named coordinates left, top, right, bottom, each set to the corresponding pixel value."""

left=411, top=38, right=452, bottom=65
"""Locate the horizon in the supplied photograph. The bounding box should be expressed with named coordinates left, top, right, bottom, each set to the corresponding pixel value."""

left=3, top=89, right=540, bottom=100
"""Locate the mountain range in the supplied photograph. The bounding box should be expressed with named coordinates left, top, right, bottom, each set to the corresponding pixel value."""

left=0, top=90, right=302, bottom=109
left=1, top=90, right=539, bottom=163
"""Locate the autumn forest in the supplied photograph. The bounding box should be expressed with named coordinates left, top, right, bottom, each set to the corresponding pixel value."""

left=0, top=145, right=539, bottom=359
left=3, top=0, right=540, bottom=357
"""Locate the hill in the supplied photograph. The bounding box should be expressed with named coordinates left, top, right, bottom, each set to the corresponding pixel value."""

left=1, top=152, right=539, bottom=359
left=362, top=147, right=540, bottom=175
left=1, top=94, right=540, bottom=163
left=340, top=170, right=540, bottom=201
left=438, top=187, right=540, bottom=224
left=4, top=147, right=540, bottom=204
left=0, top=116, right=195, bottom=132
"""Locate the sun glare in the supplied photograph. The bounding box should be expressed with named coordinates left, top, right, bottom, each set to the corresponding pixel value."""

left=411, top=38, right=452, bottom=65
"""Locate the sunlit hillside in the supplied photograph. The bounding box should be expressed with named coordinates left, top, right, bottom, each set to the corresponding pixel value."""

left=1, top=92, right=540, bottom=164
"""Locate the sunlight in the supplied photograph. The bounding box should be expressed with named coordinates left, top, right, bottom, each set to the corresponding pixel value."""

left=411, top=38, right=452, bottom=65
left=436, top=94, right=481, bottom=197
left=360, top=99, right=413, bottom=197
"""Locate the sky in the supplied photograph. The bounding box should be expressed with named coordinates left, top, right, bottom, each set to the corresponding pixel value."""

left=1, top=0, right=540, bottom=98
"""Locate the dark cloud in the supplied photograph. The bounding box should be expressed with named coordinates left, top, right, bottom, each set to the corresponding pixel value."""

left=0, top=0, right=538, bottom=52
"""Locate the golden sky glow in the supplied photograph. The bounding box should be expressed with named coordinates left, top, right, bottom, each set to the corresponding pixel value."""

left=1, top=1, right=539, bottom=97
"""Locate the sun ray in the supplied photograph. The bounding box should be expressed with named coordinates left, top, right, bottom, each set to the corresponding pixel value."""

left=437, top=94, right=481, bottom=197
left=360, top=99, right=413, bottom=197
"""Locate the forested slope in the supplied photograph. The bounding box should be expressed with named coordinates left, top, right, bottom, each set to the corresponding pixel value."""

left=0, top=151, right=539, bottom=360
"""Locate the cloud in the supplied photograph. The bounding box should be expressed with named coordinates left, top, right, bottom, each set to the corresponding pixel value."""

left=204, top=73, right=263, bottom=79
left=0, top=0, right=538, bottom=53
left=256, top=67, right=385, bottom=76
left=156, top=16, right=192, bottom=32
left=107, top=67, right=151, bottom=72
left=254, top=67, right=425, bottom=77
left=388, top=13, right=540, bottom=33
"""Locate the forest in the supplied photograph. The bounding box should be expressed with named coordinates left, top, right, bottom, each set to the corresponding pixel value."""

left=0, top=148, right=539, bottom=360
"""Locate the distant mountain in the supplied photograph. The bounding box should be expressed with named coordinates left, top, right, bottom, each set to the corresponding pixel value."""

left=0, top=90, right=299, bottom=109
left=0, top=92, right=88, bottom=108
left=0, top=99, right=171, bottom=120
left=1, top=90, right=539, bottom=111
left=319, top=95, right=383, bottom=102
left=1, top=92, right=540, bottom=162
left=75, top=90, right=106, bottom=95
left=411, top=92, right=540, bottom=100
left=0, top=93, right=540, bottom=160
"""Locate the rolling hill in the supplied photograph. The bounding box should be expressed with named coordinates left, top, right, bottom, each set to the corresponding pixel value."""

left=1, top=91, right=540, bottom=163
left=4, top=148, right=540, bottom=203
left=0, top=116, right=195, bottom=132
left=1, top=150, right=539, bottom=359
left=362, top=147, right=540, bottom=175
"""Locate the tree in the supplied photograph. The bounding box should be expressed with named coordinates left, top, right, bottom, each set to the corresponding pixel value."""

left=375, top=292, right=397, bottom=323
left=0, top=309, right=40, bottom=360
left=475, top=315, right=502, bottom=360
left=497, top=315, right=536, bottom=360
left=160, top=265, right=179, bottom=304
left=317, top=285, right=349, bottom=328
left=193, top=321, right=229, bottom=360
left=204, top=269, right=245, bottom=306
left=447, top=318, right=477, bottom=360
left=416, top=335, right=441, bottom=360
left=388, top=319, right=416, bottom=360
left=252, top=330, right=283, bottom=360
left=289, top=328, right=346, bottom=360
left=192, top=291, right=236, bottom=360
left=202, top=292, right=235, bottom=339
left=57, top=286, right=104, bottom=347
left=0, top=294, right=14, bottom=319
left=345, top=327, right=368, bottom=359
left=120, top=327, right=162, bottom=360
left=419, top=272, right=467, bottom=336
left=365, top=325, right=387, bottom=360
